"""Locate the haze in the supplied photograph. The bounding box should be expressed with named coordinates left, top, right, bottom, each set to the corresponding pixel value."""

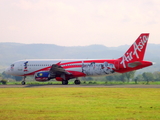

left=0, top=0, right=160, bottom=47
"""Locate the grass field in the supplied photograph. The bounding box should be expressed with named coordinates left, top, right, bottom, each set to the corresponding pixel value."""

left=0, top=88, right=160, bottom=120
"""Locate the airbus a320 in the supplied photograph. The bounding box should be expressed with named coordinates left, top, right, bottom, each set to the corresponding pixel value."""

left=5, top=33, right=153, bottom=85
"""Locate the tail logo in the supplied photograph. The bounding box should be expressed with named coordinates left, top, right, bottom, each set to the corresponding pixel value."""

left=120, top=35, right=148, bottom=68
left=133, top=35, right=148, bottom=59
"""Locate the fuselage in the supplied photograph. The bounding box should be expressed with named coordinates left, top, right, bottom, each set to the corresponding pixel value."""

left=5, top=58, right=152, bottom=78
left=5, top=59, right=118, bottom=77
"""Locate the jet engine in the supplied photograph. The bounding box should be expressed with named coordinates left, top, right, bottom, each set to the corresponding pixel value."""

left=34, top=71, right=50, bottom=82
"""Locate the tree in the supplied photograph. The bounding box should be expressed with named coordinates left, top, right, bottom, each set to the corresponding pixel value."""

left=83, top=77, right=93, bottom=81
left=119, top=74, right=127, bottom=83
left=134, top=74, right=144, bottom=84
left=123, top=71, right=136, bottom=83
left=153, top=71, right=160, bottom=81
left=142, top=72, right=154, bottom=84
left=106, top=75, right=115, bottom=81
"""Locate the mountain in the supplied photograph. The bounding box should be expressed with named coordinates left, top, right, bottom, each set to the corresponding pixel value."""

left=0, top=42, right=160, bottom=72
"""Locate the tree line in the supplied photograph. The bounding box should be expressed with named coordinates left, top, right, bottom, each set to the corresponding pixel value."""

left=105, top=71, right=160, bottom=84
left=1, top=71, right=160, bottom=84
left=81, top=71, right=160, bottom=84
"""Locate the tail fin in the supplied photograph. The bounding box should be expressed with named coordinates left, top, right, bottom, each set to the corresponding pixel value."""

left=118, top=33, right=149, bottom=68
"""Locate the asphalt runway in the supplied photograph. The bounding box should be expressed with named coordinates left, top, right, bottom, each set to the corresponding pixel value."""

left=1, top=84, right=160, bottom=88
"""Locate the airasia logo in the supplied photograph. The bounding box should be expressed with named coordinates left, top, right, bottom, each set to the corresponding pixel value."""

left=120, top=35, right=148, bottom=68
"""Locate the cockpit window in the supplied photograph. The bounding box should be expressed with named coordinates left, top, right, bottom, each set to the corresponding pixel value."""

left=11, top=64, right=14, bottom=67
left=11, top=64, right=14, bottom=69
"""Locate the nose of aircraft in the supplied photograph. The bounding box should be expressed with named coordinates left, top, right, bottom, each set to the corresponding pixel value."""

left=5, top=67, right=10, bottom=75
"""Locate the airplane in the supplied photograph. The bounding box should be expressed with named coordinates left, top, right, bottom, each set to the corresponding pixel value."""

left=5, top=33, right=153, bottom=85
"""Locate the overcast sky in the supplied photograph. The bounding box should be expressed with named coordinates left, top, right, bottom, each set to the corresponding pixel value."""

left=0, top=0, right=160, bottom=47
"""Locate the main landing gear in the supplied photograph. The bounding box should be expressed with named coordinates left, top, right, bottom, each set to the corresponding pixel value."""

left=21, top=76, right=26, bottom=85
left=62, top=79, right=81, bottom=85
left=74, top=78, right=81, bottom=85
left=62, top=80, right=68, bottom=85
left=61, top=74, right=68, bottom=85
left=61, top=77, right=81, bottom=85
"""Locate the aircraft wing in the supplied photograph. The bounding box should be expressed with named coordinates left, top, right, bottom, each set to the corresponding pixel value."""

left=49, top=64, right=71, bottom=78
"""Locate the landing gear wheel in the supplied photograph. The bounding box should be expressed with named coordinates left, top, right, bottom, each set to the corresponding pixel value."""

left=21, top=81, right=26, bottom=85
left=21, top=76, right=26, bottom=85
left=62, top=80, right=68, bottom=85
left=74, top=80, right=81, bottom=85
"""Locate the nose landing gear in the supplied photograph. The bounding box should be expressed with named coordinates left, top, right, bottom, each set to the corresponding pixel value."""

left=21, top=76, right=26, bottom=85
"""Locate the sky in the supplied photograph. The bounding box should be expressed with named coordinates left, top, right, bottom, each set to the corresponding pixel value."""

left=0, top=0, right=160, bottom=47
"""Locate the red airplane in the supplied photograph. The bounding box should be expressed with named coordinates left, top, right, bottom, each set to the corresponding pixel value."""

left=5, top=33, right=152, bottom=85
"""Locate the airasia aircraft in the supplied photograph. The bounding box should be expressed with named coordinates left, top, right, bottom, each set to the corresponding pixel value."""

left=5, top=33, right=152, bottom=85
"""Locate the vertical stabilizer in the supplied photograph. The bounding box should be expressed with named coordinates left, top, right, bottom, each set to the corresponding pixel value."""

left=118, top=33, right=149, bottom=68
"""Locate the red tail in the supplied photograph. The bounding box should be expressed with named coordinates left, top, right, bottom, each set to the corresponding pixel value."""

left=118, top=33, right=149, bottom=68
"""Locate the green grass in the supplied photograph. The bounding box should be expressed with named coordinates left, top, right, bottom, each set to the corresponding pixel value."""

left=4, top=80, right=160, bottom=85
left=0, top=88, right=160, bottom=120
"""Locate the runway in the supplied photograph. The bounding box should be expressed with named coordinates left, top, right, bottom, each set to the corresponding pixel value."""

left=1, top=84, right=160, bottom=88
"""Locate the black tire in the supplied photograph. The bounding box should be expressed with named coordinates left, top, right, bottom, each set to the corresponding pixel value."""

left=21, top=81, right=25, bottom=85
left=62, top=80, right=68, bottom=85
left=74, top=80, right=81, bottom=85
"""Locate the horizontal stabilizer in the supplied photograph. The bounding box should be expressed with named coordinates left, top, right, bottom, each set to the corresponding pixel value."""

left=128, top=61, right=142, bottom=68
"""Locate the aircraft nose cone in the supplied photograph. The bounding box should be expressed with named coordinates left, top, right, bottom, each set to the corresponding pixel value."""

left=5, top=67, right=10, bottom=75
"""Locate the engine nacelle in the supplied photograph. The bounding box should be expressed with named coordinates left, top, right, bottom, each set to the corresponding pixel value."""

left=34, top=71, right=50, bottom=82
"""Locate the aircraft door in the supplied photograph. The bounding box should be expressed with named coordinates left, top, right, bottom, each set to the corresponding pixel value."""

left=16, top=61, right=24, bottom=75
